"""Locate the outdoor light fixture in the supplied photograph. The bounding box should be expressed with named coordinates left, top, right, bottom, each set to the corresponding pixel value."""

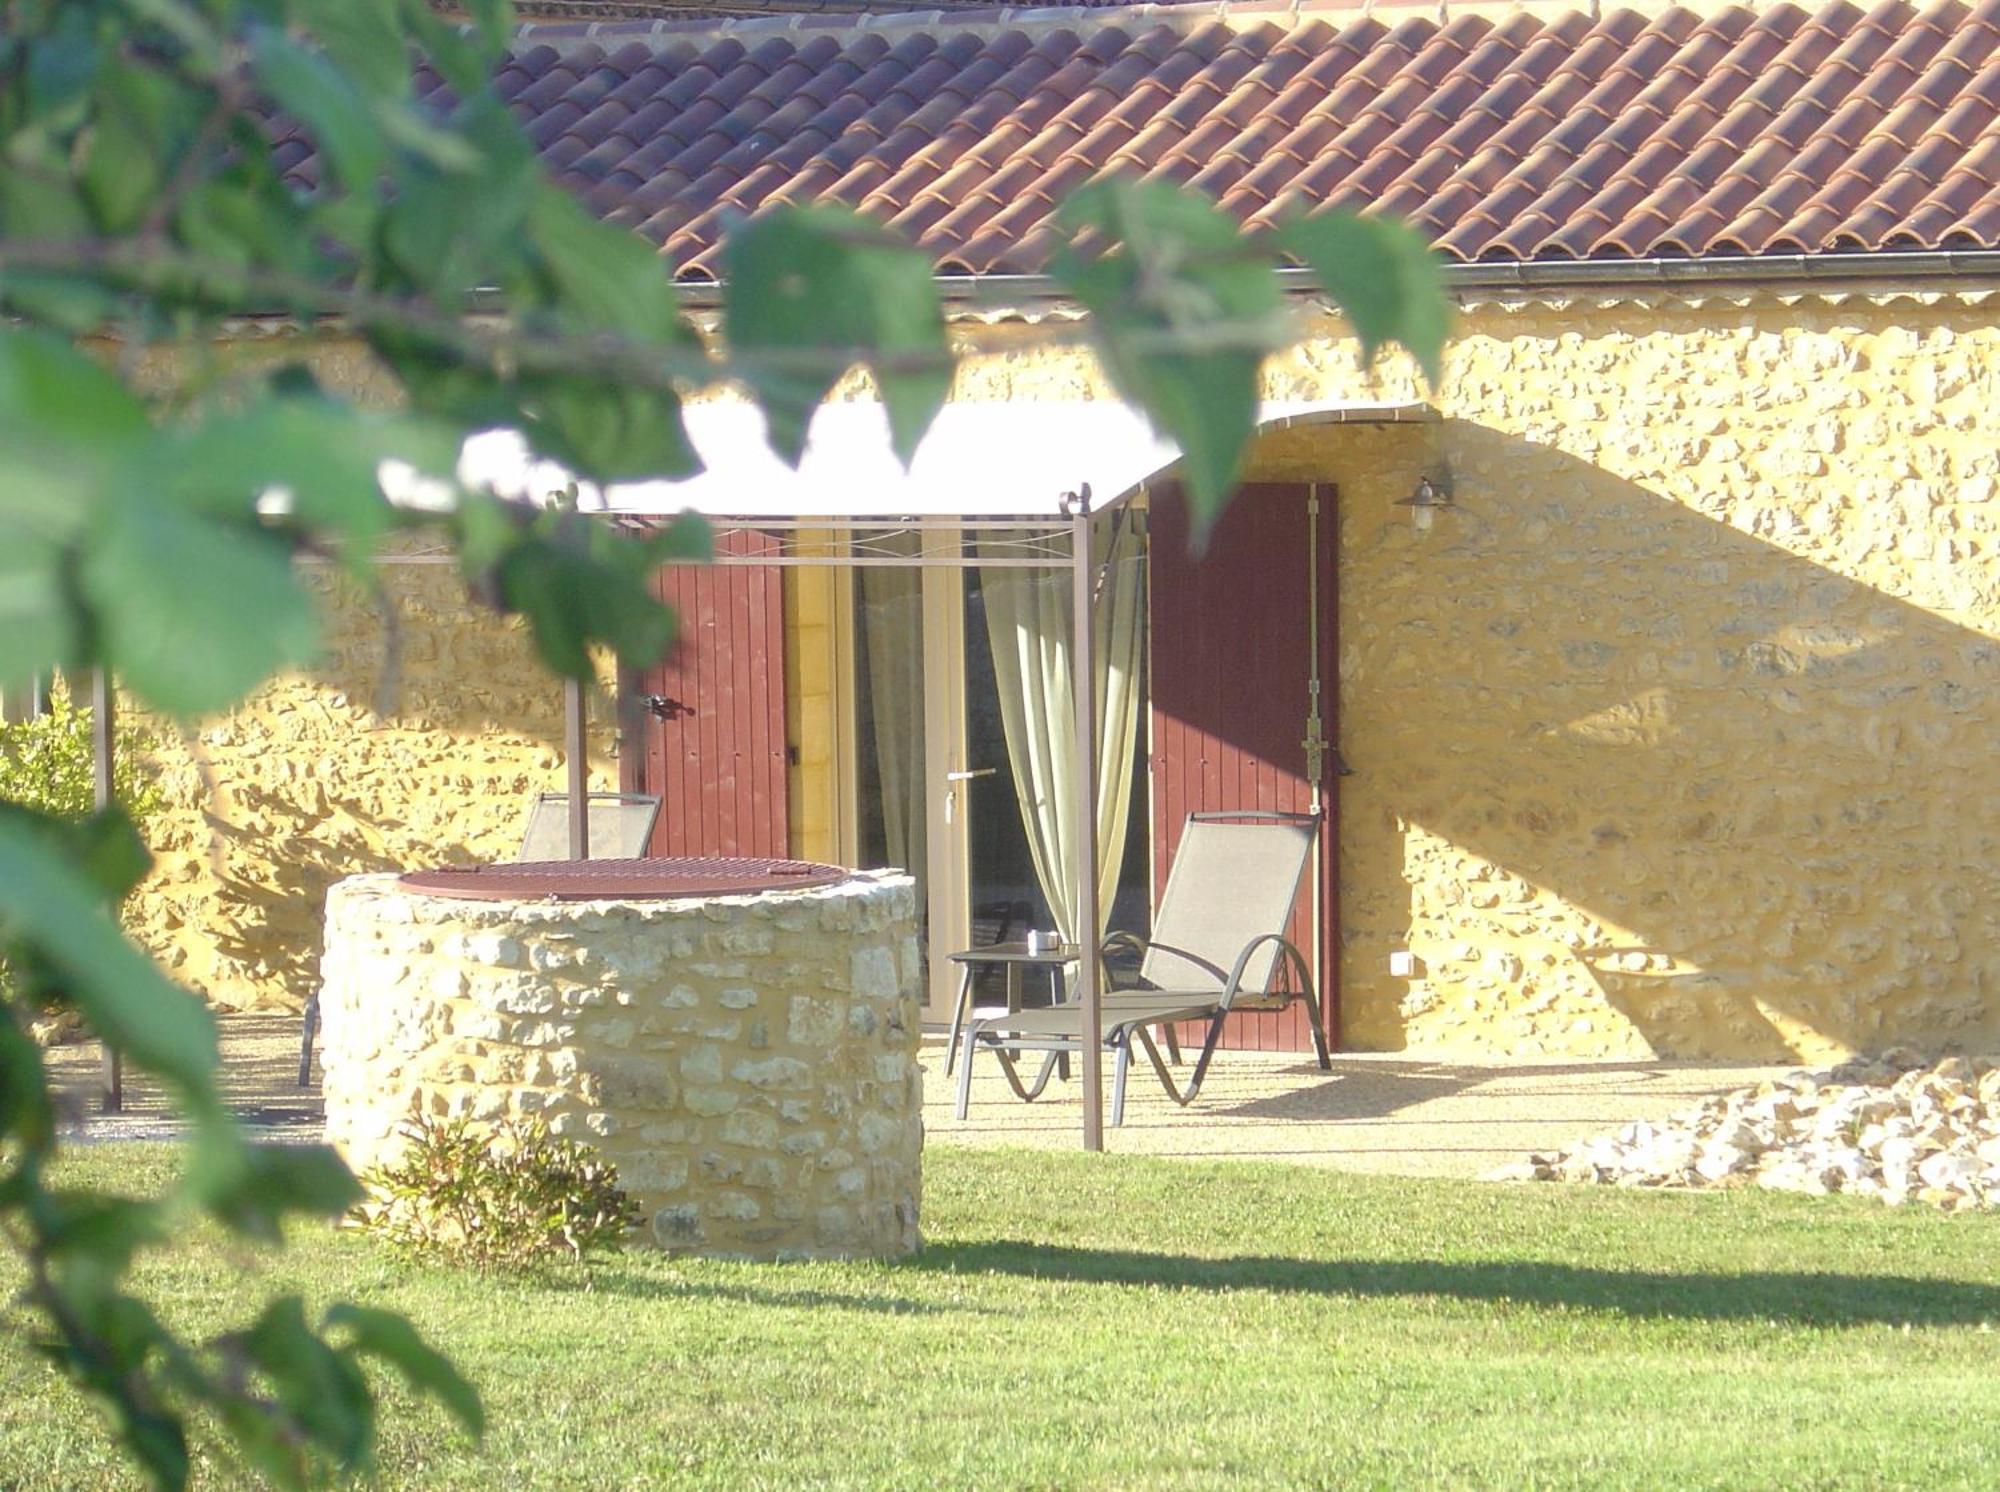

left=1397, top=475, right=1452, bottom=534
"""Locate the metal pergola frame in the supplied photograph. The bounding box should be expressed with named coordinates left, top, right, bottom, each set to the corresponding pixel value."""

left=89, top=400, right=1433, bottom=1144
left=570, top=501, right=1117, bottom=1147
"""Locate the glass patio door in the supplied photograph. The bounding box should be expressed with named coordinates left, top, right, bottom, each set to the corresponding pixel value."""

left=850, top=529, right=975, bottom=1020
left=849, top=522, right=1150, bottom=1023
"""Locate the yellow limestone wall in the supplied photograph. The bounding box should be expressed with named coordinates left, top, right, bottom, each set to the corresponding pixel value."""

left=123, top=558, right=621, bottom=1010
left=125, top=293, right=2000, bottom=1062
left=943, top=293, right=2000, bottom=1063
left=782, top=534, right=850, bottom=864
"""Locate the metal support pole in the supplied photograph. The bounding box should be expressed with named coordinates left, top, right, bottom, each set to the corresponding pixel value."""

left=91, top=669, right=122, bottom=1114
left=1069, top=504, right=1103, bottom=1152
left=564, top=676, right=589, bottom=861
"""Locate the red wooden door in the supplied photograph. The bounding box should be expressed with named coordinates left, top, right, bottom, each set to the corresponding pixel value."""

left=1148, top=482, right=1338, bottom=1052
left=626, top=529, right=789, bottom=857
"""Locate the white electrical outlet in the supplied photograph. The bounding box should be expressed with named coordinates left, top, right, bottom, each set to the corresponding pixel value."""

left=1388, top=949, right=1417, bottom=979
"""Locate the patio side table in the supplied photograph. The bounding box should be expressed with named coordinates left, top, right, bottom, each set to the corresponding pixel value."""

left=944, top=941, right=1076, bottom=1077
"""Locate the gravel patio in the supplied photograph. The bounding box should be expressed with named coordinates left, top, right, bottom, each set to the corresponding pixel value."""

left=41, top=1013, right=1793, bottom=1178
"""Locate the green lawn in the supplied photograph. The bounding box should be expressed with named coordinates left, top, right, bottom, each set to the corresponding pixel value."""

left=5, top=1145, right=2000, bottom=1490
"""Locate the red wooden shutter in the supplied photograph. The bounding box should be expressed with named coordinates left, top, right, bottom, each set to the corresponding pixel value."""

left=1148, top=483, right=1336, bottom=1052
left=628, top=529, right=789, bottom=857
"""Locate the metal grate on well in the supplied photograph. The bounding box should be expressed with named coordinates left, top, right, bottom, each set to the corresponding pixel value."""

left=398, top=856, right=853, bottom=902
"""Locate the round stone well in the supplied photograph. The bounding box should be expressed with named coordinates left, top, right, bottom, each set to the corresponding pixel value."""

left=317, top=858, right=923, bottom=1258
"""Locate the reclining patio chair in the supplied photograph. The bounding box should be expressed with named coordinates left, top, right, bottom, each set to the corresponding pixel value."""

left=515, top=791, right=662, bottom=862
left=954, top=810, right=1331, bottom=1127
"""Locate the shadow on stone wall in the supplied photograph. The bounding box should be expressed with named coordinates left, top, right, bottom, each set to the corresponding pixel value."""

left=133, top=559, right=624, bottom=1012
left=1248, top=419, right=1998, bottom=1061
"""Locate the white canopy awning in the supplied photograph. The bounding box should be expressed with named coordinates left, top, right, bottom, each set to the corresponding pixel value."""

left=437, top=397, right=1431, bottom=522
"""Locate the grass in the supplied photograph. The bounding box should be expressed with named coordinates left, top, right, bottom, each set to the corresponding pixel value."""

left=5, top=1145, right=2000, bottom=1490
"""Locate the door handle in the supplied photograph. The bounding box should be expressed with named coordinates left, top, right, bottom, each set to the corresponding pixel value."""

left=945, top=767, right=998, bottom=781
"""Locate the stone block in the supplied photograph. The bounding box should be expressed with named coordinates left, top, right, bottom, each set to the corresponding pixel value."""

left=850, top=946, right=901, bottom=1001
left=787, top=995, right=846, bottom=1046
left=683, top=1086, right=739, bottom=1117
left=721, top=1110, right=780, bottom=1149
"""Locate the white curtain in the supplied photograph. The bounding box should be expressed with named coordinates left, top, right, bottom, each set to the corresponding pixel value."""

left=859, top=564, right=926, bottom=887
left=981, top=515, right=1145, bottom=942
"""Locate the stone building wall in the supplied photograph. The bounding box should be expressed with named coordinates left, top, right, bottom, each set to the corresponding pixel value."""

left=123, top=290, right=2000, bottom=1060
left=121, top=558, right=621, bottom=1011
left=318, top=870, right=923, bottom=1258
left=946, top=291, right=2000, bottom=1063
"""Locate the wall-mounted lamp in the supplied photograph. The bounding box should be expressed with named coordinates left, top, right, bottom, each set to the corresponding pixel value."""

left=1396, top=475, right=1453, bottom=535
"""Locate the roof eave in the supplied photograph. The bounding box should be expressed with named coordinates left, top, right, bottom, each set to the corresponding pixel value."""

left=659, top=249, right=2000, bottom=314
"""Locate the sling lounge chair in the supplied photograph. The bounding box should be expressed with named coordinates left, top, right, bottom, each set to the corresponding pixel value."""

left=515, top=791, right=662, bottom=861
left=954, top=810, right=1332, bottom=1126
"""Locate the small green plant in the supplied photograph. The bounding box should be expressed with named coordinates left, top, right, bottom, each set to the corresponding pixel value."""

left=0, top=679, right=163, bottom=826
left=359, top=1115, right=639, bottom=1270
left=1, top=683, right=164, bottom=1029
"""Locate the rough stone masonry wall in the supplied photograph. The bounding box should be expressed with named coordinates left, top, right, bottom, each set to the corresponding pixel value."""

left=951, top=292, right=2000, bottom=1063
left=103, top=335, right=622, bottom=1014
left=318, top=870, right=922, bottom=1258
left=120, top=558, right=621, bottom=1012
left=134, top=292, right=2000, bottom=1061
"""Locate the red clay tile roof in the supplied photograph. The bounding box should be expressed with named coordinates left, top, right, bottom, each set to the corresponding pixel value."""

left=393, top=0, right=2000, bottom=276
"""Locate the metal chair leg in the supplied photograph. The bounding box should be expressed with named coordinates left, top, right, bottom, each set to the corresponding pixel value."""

left=297, top=993, right=319, bottom=1088
left=955, top=1018, right=980, bottom=1119
left=1111, top=1031, right=1132, bottom=1127
left=943, top=963, right=975, bottom=1076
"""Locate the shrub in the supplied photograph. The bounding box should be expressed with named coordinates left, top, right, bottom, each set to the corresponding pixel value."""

left=358, top=1115, right=640, bottom=1270
left=1, top=681, right=164, bottom=1032
left=0, top=678, right=163, bottom=826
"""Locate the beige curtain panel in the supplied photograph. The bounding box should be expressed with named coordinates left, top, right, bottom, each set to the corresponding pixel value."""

left=981, top=514, right=1146, bottom=944
left=859, top=562, right=928, bottom=890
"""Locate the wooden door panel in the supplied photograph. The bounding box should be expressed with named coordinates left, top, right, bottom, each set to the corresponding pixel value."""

left=1148, top=483, right=1335, bottom=1053
left=630, top=530, right=788, bottom=857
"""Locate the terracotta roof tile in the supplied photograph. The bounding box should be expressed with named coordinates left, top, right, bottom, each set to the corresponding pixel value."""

left=307, top=0, right=2000, bottom=275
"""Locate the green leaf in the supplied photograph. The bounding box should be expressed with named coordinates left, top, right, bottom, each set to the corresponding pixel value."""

left=0, top=820, right=217, bottom=1096
left=79, top=493, right=318, bottom=718
left=0, top=327, right=150, bottom=461
left=248, top=28, right=386, bottom=194
left=1051, top=178, right=1283, bottom=533
left=147, top=394, right=459, bottom=552
left=1280, top=211, right=1450, bottom=385
left=527, top=186, right=690, bottom=346
left=37, top=1192, right=170, bottom=1271
left=722, top=205, right=951, bottom=467
left=472, top=509, right=689, bottom=679
left=295, top=0, right=406, bottom=98
left=79, top=65, right=188, bottom=235
left=397, top=0, right=501, bottom=96
left=0, top=270, right=120, bottom=334
left=520, top=373, right=700, bottom=485
left=384, top=101, right=539, bottom=301
left=190, top=1140, right=364, bottom=1243
left=242, top=1295, right=375, bottom=1472
left=0, top=1005, right=54, bottom=1155
left=0, top=804, right=156, bottom=905
left=176, top=172, right=318, bottom=285
left=0, top=330, right=154, bottom=679
left=22, top=7, right=99, bottom=137
left=0, top=525, right=80, bottom=684
left=326, top=1304, right=484, bottom=1440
